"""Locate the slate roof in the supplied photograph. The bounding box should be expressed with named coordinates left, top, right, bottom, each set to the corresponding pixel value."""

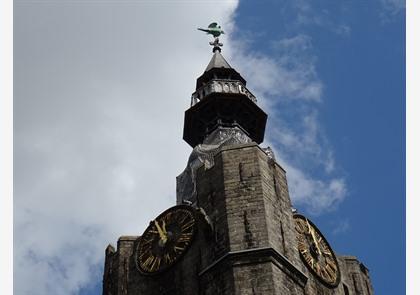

left=205, top=51, right=232, bottom=72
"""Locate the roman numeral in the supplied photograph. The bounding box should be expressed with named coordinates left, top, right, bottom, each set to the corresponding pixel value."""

left=325, top=263, right=336, bottom=280
left=164, top=212, right=172, bottom=221
left=178, top=233, right=192, bottom=243
left=139, top=250, right=150, bottom=259
left=174, top=245, right=185, bottom=253
left=327, top=261, right=337, bottom=271
left=295, top=221, right=306, bottom=233
left=164, top=253, right=172, bottom=264
left=323, top=250, right=332, bottom=256
left=297, top=240, right=306, bottom=250
left=141, top=255, right=156, bottom=270
left=150, top=257, right=161, bottom=271
left=178, top=213, right=188, bottom=224
left=142, top=238, right=154, bottom=245
left=181, top=220, right=194, bottom=231
left=303, top=252, right=314, bottom=267
left=321, top=269, right=332, bottom=281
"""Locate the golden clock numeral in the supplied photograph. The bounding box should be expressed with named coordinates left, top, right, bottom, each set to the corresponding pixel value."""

left=326, top=261, right=337, bottom=271
left=150, top=257, right=161, bottom=271
left=146, top=256, right=155, bottom=267
left=178, top=213, right=188, bottom=224
left=325, top=263, right=336, bottom=279
left=295, top=221, right=306, bottom=233
left=297, top=240, right=307, bottom=251
left=181, top=220, right=194, bottom=231
left=164, top=253, right=173, bottom=264
left=140, top=242, right=153, bottom=252
left=139, top=250, right=150, bottom=260
left=174, top=245, right=185, bottom=253
left=298, top=247, right=307, bottom=254
left=303, top=253, right=316, bottom=271
left=320, top=240, right=328, bottom=249
left=303, top=252, right=314, bottom=266
left=150, top=259, right=158, bottom=271
left=142, top=255, right=155, bottom=270
left=178, top=233, right=192, bottom=243
left=297, top=240, right=306, bottom=249
left=142, top=238, right=154, bottom=245
left=323, top=250, right=332, bottom=256
left=164, top=212, right=172, bottom=222
left=309, top=258, right=315, bottom=268
left=321, top=268, right=331, bottom=281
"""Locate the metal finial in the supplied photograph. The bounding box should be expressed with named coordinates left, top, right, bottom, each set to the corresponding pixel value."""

left=197, top=22, right=225, bottom=52
left=209, top=37, right=223, bottom=52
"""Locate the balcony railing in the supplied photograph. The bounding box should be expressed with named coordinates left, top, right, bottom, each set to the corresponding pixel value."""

left=191, top=79, right=257, bottom=106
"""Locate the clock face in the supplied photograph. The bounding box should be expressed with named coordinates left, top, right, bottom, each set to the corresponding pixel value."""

left=293, top=214, right=340, bottom=287
left=135, top=205, right=196, bottom=275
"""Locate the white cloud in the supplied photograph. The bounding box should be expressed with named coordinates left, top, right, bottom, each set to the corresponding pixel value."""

left=379, top=0, right=405, bottom=22
left=271, top=34, right=313, bottom=52
left=272, top=154, right=347, bottom=215
left=292, top=0, right=352, bottom=36
left=380, top=0, right=405, bottom=15
left=226, top=34, right=322, bottom=103
left=268, top=111, right=337, bottom=174
left=332, top=218, right=351, bottom=235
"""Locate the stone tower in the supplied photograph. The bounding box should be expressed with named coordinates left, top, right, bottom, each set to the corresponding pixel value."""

left=102, top=40, right=374, bottom=295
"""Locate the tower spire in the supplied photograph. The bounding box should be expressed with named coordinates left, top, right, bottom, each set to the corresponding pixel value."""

left=182, top=26, right=267, bottom=148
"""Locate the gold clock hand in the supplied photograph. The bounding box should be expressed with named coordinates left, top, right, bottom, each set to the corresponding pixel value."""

left=162, top=220, right=167, bottom=235
left=306, top=219, right=322, bottom=255
left=154, top=220, right=167, bottom=243
left=313, top=232, right=322, bottom=255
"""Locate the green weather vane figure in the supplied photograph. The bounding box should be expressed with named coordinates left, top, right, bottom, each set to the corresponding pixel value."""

left=197, top=22, right=225, bottom=37
left=197, top=22, right=225, bottom=52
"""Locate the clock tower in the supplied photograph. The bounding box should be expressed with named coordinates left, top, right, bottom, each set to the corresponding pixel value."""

left=102, top=31, right=374, bottom=295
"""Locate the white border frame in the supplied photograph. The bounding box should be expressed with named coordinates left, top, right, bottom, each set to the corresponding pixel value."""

left=407, top=0, right=419, bottom=294
left=0, top=0, right=13, bottom=293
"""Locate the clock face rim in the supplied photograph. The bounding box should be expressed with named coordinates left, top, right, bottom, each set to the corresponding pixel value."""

left=293, top=213, right=341, bottom=288
left=135, top=205, right=197, bottom=275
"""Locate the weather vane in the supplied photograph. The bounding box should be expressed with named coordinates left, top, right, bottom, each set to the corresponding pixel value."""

left=197, top=22, right=225, bottom=52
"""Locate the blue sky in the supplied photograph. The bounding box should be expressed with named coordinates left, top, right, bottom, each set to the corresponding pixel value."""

left=230, top=1, right=405, bottom=295
left=13, top=1, right=404, bottom=294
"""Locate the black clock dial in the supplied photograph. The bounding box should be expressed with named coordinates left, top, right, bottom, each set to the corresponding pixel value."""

left=135, top=205, right=196, bottom=275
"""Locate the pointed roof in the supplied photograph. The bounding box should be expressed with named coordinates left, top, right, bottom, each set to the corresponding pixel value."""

left=196, top=51, right=246, bottom=89
left=205, top=51, right=232, bottom=72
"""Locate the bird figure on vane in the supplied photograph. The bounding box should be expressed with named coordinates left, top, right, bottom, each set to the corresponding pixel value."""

left=197, top=22, right=225, bottom=38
